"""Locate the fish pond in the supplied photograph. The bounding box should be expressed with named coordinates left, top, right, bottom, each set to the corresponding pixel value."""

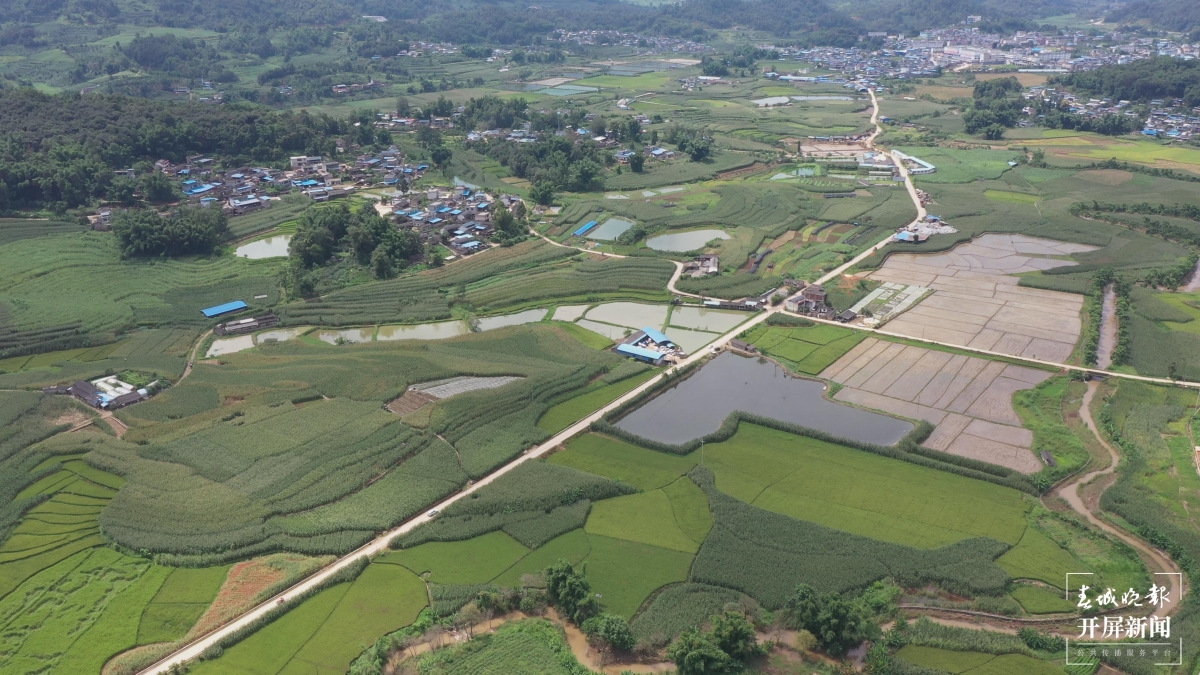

left=588, top=217, right=636, bottom=241
left=615, top=352, right=913, bottom=446
left=234, top=235, right=293, bottom=259
left=646, top=229, right=730, bottom=252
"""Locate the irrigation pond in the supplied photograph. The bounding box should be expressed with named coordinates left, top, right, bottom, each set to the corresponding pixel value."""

left=615, top=352, right=914, bottom=445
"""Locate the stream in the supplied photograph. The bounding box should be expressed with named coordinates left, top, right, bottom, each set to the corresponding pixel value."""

left=1185, top=255, right=1200, bottom=293
left=1094, top=284, right=1118, bottom=370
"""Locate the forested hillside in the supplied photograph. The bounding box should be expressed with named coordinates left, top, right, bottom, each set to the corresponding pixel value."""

left=0, top=90, right=348, bottom=209
left=1106, top=0, right=1200, bottom=33
left=1055, top=57, right=1200, bottom=108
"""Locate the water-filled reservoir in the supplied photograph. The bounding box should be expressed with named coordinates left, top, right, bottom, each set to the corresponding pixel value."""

left=615, top=352, right=913, bottom=445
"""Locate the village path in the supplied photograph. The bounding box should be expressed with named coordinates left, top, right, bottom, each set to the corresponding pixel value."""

left=528, top=216, right=715, bottom=300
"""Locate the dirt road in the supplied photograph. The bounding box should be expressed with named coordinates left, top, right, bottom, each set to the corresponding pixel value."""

left=1054, top=381, right=1186, bottom=618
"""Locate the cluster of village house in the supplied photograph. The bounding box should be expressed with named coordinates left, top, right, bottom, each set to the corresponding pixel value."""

left=769, top=21, right=1200, bottom=78
left=385, top=186, right=528, bottom=258
left=1024, top=86, right=1199, bottom=139
left=44, top=375, right=156, bottom=411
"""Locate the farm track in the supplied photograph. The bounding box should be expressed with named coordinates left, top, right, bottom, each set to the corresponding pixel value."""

left=1056, top=381, right=1185, bottom=619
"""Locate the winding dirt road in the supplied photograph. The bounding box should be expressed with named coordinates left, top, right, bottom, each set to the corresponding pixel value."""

left=1056, top=381, right=1186, bottom=619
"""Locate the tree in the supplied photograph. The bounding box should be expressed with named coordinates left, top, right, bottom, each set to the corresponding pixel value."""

left=983, top=123, right=1006, bottom=140
left=581, top=614, right=636, bottom=652
left=783, top=584, right=822, bottom=632
left=629, top=154, right=645, bottom=172
left=430, top=145, right=452, bottom=169
left=416, top=126, right=442, bottom=148
left=110, top=175, right=138, bottom=205
left=544, top=560, right=598, bottom=623
left=711, top=611, right=765, bottom=661
left=111, top=206, right=228, bottom=258
left=529, top=182, right=555, bottom=205
left=142, top=171, right=176, bottom=203
left=370, top=247, right=394, bottom=278
left=814, top=595, right=865, bottom=656
left=667, top=629, right=736, bottom=675
left=684, top=137, right=712, bottom=161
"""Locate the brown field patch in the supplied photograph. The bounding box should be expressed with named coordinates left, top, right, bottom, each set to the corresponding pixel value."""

left=975, top=72, right=1048, bottom=87
left=823, top=338, right=1052, bottom=473
left=718, top=161, right=769, bottom=180
left=387, top=389, right=437, bottom=415
left=865, top=233, right=1093, bottom=363
left=914, top=85, right=972, bottom=100
left=1078, top=169, right=1133, bottom=185
left=187, top=553, right=332, bottom=639
left=54, top=409, right=93, bottom=428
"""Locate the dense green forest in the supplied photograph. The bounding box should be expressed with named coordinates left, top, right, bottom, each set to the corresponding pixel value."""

left=1106, top=0, right=1200, bottom=33
left=2, top=0, right=1081, bottom=49
left=1055, top=57, right=1200, bottom=108
left=0, top=89, right=350, bottom=210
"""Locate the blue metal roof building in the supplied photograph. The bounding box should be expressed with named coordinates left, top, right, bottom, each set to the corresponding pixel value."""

left=640, top=327, right=674, bottom=346
left=617, top=344, right=666, bottom=364
left=574, top=220, right=598, bottom=236
left=201, top=300, right=248, bottom=318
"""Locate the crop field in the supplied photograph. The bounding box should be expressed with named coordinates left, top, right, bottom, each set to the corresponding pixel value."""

left=0, top=218, right=87, bottom=246
left=549, top=433, right=698, bottom=491
left=226, top=194, right=310, bottom=239
left=818, top=338, right=1053, bottom=473
left=741, top=322, right=868, bottom=375
left=278, top=240, right=673, bottom=326
left=897, top=647, right=1066, bottom=675
left=380, top=531, right=531, bottom=584
left=897, top=147, right=1021, bottom=184
left=629, top=582, right=743, bottom=641
left=864, top=234, right=1094, bottom=363
left=0, top=232, right=278, bottom=358
left=1021, top=131, right=1200, bottom=170
left=418, top=618, right=588, bottom=675
left=1009, top=584, right=1074, bottom=614
left=698, top=424, right=1028, bottom=549
left=579, top=534, right=693, bottom=619
left=95, top=327, right=628, bottom=560
left=537, top=368, right=657, bottom=433
left=689, top=466, right=1010, bottom=606
left=583, top=478, right=711, bottom=553
left=137, top=565, right=229, bottom=644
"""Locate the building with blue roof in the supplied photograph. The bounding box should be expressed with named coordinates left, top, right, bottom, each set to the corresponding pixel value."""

left=616, top=343, right=667, bottom=365
left=201, top=300, right=248, bottom=318
left=640, top=326, right=674, bottom=347
left=574, top=220, right=599, bottom=236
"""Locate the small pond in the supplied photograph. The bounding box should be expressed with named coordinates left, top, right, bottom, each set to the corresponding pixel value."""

left=669, top=306, right=749, bottom=333
left=662, top=327, right=717, bottom=354
left=255, top=327, right=309, bottom=343
left=316, top=328, right=375, bottom=344
left=646, top=229, right=730, bottom=252
left=584, top=302, right=669, bottom=330
left=575, top=320, right=631, bottom=341
left=234, top=235, right=293, bottom=259
left=551, top=305, right=589, bottom=322
left=615, top=352, right=914, bottom=446
left=588, top=217, right=635, bottom=240
left=476, top=308, right=548, bottom=331
left=206, top=335, right=255, bottom=357
left=377, top=321, right=470, bottom=341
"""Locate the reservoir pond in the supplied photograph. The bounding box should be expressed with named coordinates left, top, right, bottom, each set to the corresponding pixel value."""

left=615, top=352, right=913, bottom=446
left=646, top=229, right=730, bottom=252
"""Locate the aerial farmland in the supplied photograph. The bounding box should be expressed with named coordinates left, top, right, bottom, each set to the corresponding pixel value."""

left=4, top=12, right=1200, bottom=675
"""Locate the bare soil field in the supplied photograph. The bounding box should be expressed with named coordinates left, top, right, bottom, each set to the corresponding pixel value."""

left=867, top=234, right=1095, bottom=363
left=821, top=338, right=1051, bottom=473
